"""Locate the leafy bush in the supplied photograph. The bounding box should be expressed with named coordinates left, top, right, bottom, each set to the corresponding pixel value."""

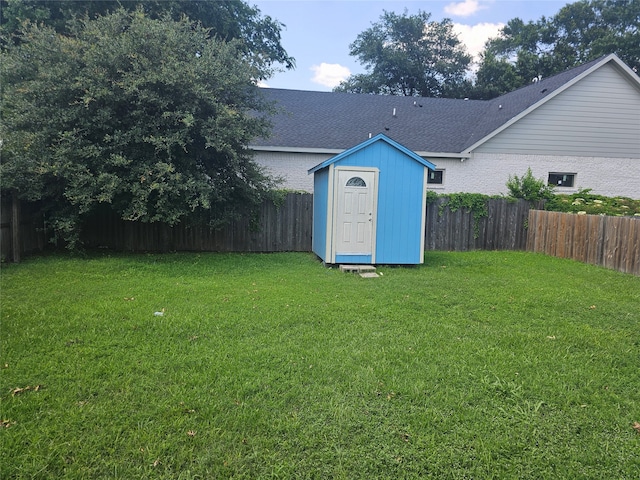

left=545, top=189, right=640, bottom=216
left=506, top=168, right=555, bottom=202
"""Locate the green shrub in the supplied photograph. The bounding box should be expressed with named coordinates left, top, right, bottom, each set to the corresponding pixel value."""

left=506, top=168, right=555, bottom=202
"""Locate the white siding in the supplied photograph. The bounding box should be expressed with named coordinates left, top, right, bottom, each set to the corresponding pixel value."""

left=475, top=64, right=640, bottom=158
left=253, top=151, right=333, bottom=192
left=258, top=149, right=640, bottom=198
left=428, top=153, right=640, bottom=198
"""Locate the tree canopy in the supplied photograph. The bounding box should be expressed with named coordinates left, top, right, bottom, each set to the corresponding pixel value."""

left=334, top=10, right=471, bottom=97
left=0, top=0, right=294, bottom=77
left=332, top=1, right=638, bottom=99
left=1, top=8, right=281, bottom=247
left=472, top=0, right=640, bottom=98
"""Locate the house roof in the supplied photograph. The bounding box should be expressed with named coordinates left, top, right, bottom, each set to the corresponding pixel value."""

left=307, top=133, right=437, bottom=174
left=252, top=54, right=639, bottom=156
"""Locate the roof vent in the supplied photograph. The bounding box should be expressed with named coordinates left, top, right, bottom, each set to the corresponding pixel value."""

left=540, top=88, right=548, bottom=93
left=499, top=104, right=503, bottom=109
left=392, top=108, right=397, bottom=117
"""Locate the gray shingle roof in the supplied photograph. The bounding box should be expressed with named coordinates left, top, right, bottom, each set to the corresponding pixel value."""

left=252, top=56, right=610, bottom=154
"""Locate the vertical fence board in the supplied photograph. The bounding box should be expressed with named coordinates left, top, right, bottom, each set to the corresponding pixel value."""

left=423, top=198, right=535, bottom=252
left=0, top=200, right=46, bottom=261
left=527, top=210, right=639, bottom=275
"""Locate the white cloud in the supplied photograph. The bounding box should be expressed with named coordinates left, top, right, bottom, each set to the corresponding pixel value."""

left=310, top=63, right=351, bottom=88
left=445, top=0, right=487, bottom=17
left=453, top=22, right=504, bottom=64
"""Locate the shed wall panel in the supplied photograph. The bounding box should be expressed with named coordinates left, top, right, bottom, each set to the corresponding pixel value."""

left=333, top=141, right=426, bottom=264
left=312, top=168, right=329, bottom=260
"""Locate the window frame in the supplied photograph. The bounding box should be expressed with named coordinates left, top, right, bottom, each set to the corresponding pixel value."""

left=427, top=169, right=444, bottom=186
left=345, top=176, right=367, bottom=187
left=548, top=172, right=576, bottom=188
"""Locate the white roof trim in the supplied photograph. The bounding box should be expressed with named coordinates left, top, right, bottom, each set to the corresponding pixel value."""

left=308, top=133, right=436, bottom=174
left=250, top=145, right=470, bottom=159
left=415, top=151, right=471, bottom=159
left=249, top=145, right=344, bottom=155
left=463, top=54, right=639, bottom=154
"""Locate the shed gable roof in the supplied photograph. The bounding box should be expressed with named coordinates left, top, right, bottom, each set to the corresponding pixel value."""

left=253, top=54, right=640, bottom=156
left=307, top=133, right=436, bottom=174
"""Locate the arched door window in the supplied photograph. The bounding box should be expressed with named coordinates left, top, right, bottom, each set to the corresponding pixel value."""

left=346, top=176, right=366, bottom=187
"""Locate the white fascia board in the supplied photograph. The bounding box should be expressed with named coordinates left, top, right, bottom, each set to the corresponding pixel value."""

left=609, top=54, right=640, bottom=92
left=415, top=151, right=472, bottom=159
left=249, top=145, right=345, bottom=155
left=462, top=54, right=632, bottom=154
left=251, top=145, right=470, bottom=159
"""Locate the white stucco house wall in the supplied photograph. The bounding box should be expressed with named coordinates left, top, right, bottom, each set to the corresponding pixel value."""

left=250, top=54, right=640, bottom=198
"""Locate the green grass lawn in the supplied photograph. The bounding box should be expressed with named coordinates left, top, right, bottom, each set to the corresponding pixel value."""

left=1, top=251, right=639, bottom=479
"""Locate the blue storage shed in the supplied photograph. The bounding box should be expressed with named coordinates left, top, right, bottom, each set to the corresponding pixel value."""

left=308, top=134, right=436, bottom=265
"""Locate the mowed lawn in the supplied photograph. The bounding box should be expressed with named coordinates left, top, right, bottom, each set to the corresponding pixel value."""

left=1, top=251, right=638, bottom=479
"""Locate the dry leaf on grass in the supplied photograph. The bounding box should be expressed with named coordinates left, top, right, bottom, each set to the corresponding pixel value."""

left=187, top=430, right=196, bottom=437
left=11, top=385, right=43, bottom=396
left=633, top=422, right=640, bottom=434
left=1, top=419, right=16, bottom=428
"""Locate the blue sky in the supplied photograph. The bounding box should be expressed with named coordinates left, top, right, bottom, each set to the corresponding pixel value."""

left=251, top=0, right=570, bottom=91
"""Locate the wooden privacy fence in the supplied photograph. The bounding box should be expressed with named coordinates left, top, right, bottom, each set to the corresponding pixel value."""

left=81, top=193, right=313, bottom=253
left=0, top=199, right=46, bottom=262
left=5, top=194, right=639, bottom=276
left=527, top=210, right=640, bottom=275
left=1, top=194, right=540, bottom=258
left=425, top=197, right=540, bottom=251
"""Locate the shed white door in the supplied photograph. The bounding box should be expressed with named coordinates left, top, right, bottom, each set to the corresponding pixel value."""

left=335, top=169, right=377, bottom=255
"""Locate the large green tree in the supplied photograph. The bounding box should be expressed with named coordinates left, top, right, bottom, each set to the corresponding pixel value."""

left=468, top=52, right=523, bottom=100
left=0, top=0, right=294, bottom=77
left=334, top=10, right=471, bottom=97
left=473, top=0, right=640, bottom=98
left=1, top=8, right=278, bottom=247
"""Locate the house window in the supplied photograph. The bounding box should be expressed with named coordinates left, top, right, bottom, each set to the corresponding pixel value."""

left=346, top=176, right=366, bottom=187
left=548, top=173, right=575, bottom=188
left=427, top=170, right=444, bottom=185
